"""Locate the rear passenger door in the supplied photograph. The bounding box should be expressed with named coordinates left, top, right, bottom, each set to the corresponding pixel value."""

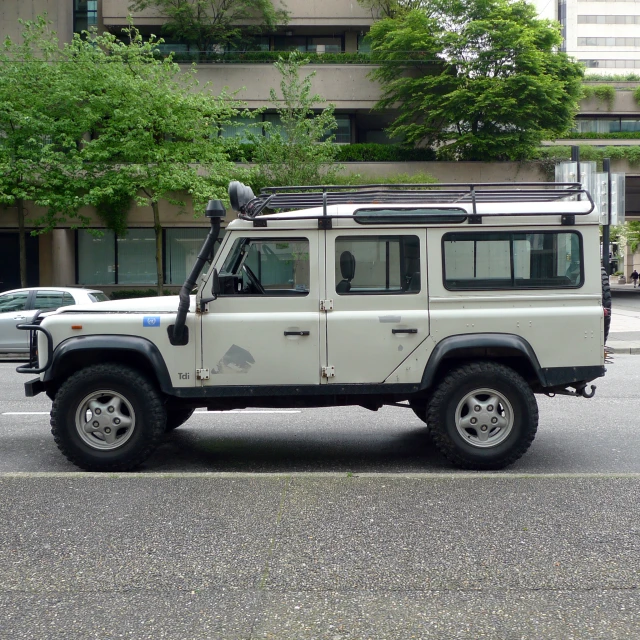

left=325, top=230, right=430, bottom=384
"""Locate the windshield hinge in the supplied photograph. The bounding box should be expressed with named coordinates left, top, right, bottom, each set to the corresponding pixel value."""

left=322, top=366, right=335, bottom=378
left=320, top=299, right=334, bottom=312
left=196, top=368, right=210, bottom=380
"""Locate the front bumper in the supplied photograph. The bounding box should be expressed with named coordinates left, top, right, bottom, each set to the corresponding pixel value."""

left=24, top=377, right=45, bottom=398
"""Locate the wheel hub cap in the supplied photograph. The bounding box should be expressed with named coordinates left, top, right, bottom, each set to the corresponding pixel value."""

left=75, top=390, right=135, bottom=450
left=454, top=388, right=514, bottom=448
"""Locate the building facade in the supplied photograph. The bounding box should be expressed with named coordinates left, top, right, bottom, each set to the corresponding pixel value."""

left=1, top=0, right=639, bottom=292
left=532, top=0, right=640, bottom=74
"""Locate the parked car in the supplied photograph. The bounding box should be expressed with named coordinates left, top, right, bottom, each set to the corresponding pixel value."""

left=0, top=287, right=109, bottom=353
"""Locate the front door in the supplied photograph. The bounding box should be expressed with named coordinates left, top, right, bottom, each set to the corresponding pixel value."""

left=0, top=290, right=31, bottom=352
left=325, top=229, right=430, bottom=384
left=200, top=232, right=321, bottom=387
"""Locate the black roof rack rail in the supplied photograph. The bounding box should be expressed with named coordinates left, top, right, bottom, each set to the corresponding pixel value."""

left=237, top=182, right=595, bottom=220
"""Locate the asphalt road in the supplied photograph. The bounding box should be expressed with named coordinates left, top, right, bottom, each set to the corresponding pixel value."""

left=2, top=358, right=640, bottom=638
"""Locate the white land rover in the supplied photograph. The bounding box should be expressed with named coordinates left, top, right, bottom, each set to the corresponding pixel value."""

left=18, top=181, right=610, bottom=472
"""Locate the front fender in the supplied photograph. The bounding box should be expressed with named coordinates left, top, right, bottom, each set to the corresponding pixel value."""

left=43, top=335, right=173, bottom=394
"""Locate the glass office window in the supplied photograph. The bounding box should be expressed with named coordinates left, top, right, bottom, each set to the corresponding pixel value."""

left=74, top=0, right=98, bottom=33
left=117, top=229, right=157, bottom=285
left=220, top=116, right=255, bottom=142
left=77, top=230, right=116, bottom=285
left=166, top=228, right=211, bottom=285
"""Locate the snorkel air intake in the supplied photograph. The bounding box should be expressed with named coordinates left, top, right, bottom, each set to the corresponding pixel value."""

left=170, top=199, right=225, bottom=345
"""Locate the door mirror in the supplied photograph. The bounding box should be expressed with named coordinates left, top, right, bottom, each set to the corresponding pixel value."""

left=211, top=269, right=220, bottom=297
left=199, top=269, right=221, bottom=312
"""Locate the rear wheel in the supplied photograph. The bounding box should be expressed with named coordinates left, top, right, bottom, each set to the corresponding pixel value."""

left=427, top=361, right=538, bottom=470
left=51, top=364, right=166, bottom=472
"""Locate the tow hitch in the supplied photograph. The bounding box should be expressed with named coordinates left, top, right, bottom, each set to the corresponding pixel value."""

left=546, top=383, right=596, bottom=398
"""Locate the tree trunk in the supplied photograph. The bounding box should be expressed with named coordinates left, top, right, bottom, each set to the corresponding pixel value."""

left=152, top=201, right=164, bottom=296
left=17, top=198, right=27, bottom=288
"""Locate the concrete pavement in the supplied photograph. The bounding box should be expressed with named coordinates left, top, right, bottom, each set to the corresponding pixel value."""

left=607, top=283, right=640, bottom=354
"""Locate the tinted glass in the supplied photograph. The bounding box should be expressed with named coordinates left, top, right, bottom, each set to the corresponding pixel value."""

left=0, top=292, right=29, bottom=312
left=335, top=235, right=421, bottom=294
left=34, top=291, right=65, bottom=311
left=88, top=292, right=109, bottom=302
left=220, top=238, right=310, bottom=295
left=443, top=232, right=582, bottom=290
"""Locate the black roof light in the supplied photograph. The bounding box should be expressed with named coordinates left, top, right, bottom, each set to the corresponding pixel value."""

left=229, top=181, right=255, bottom=213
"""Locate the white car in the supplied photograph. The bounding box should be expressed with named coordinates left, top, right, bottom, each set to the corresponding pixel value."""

left=0, top=287, right=108, bottom=353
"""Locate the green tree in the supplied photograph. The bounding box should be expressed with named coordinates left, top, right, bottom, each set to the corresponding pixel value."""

left=357, top=0, right=429, bottom=19
left=0, top=17, right=89, bottom=286
left=66, top=26, right=242, bottom=294
left=128, top=0, right=289, bottom=53
left=368, top=0, right=584, bottom=160
left=249, top=52, right=340, bottom=191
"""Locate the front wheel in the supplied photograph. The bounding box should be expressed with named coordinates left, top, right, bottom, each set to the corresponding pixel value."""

left=51, top=364, right=166, bottom=471
left=427, top=362, right=538, bottom=470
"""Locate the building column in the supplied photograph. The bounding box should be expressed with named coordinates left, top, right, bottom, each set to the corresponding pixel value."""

left=51, top=229, right=75, bottom=286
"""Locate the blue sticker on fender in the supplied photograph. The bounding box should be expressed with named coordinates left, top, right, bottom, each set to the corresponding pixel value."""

left=143, top=316, right=161, bottom=327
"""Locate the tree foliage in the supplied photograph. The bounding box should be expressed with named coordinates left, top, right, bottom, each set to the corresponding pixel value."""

left=66, top=25, right=242, bottom=294
left=128, top=0, right=288, bottom=52
left=357, top=0, right=430, bottom=19
left=248, top=52, right=340, bottom=191
left=0, top=17, right=90, bottom=286
left=368, top=0, right=585, bottom=160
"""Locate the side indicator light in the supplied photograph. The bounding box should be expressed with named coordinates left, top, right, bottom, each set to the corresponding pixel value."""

left=71, top=325, right=83, bottom=330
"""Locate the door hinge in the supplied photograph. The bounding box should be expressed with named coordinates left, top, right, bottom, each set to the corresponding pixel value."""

left=196, top=368, right=210, bottom=380
left=322, top=366, right=335, bottom=378
left=320, top=299, right=334, bottom=311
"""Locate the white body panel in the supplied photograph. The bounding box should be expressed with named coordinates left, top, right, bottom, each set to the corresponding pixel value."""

left=33, top=198, right=605, bottom=392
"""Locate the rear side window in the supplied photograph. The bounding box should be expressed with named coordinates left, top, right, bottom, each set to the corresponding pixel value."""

left=335, top=235, right=421, bottom=294
left=443, top=231, right=582, bottom=290
left=88, top=292, right=109, bottom=302
left=34, top=290, right=65, bottom=311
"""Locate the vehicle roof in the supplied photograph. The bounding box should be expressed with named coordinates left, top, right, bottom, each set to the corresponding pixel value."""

left=227, top=199, right=601, bottom=229
left=0, top=287, right=104, bottom=295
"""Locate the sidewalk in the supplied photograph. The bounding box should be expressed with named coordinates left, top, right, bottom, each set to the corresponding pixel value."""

left=608, top=283, right=640, bottom=354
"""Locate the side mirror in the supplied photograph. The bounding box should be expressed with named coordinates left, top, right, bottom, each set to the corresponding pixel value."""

left=211, top=269, right=220, bottom=297
left=199, top=269, right=220, bottom=312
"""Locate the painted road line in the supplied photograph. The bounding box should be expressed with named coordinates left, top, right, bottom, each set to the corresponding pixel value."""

left=3, top=410, right=301, bottom=416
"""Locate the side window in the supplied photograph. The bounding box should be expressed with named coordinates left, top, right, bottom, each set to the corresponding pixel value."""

left=443, top=231, right=583, bottom=290
left=34, top=290, right=65, bottom=311
left=219, top=238, right=310, bottom=296
left=335, top=235, right=421, bottom=295
left=0, top=292, right=29, bottom=313
left=61, top=293, right=76, bottom=307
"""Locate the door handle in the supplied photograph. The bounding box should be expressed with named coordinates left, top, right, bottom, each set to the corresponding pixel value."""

left=284, top=331, right=310, bottom=336
left=392, top=328, right=418, bottom=334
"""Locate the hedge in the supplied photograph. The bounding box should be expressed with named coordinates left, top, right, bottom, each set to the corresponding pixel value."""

left=110, top=289, right=173, bottom=300
left=225, top=143, right=436, bottom=163
left=168, top=51, right=371, bottom=64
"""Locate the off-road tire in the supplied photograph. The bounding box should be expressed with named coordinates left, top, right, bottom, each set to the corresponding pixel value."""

left=166, top=407, right=196, bottom=431
left=427, top=361, right=538, bottom=470
left=51, top=364, right=166, bottom=472
left=602, top=267, right=612, bottom=344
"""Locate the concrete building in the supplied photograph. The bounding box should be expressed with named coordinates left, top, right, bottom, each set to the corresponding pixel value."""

left=1, top=0, right=639, bottom=292
left=532, top=0, right=640, bottom=75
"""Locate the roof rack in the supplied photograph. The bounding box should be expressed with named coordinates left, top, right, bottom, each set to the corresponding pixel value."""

left=238, top=182, right=595, bottom=222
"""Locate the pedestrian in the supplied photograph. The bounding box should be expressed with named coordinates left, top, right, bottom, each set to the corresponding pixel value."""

left=632, top=269, right=639, bottom=288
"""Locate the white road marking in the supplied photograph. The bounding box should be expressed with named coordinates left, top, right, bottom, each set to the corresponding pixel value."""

left=2, top=410, right=301, bottom=416
left=2, top=412, right=50, bottom=415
